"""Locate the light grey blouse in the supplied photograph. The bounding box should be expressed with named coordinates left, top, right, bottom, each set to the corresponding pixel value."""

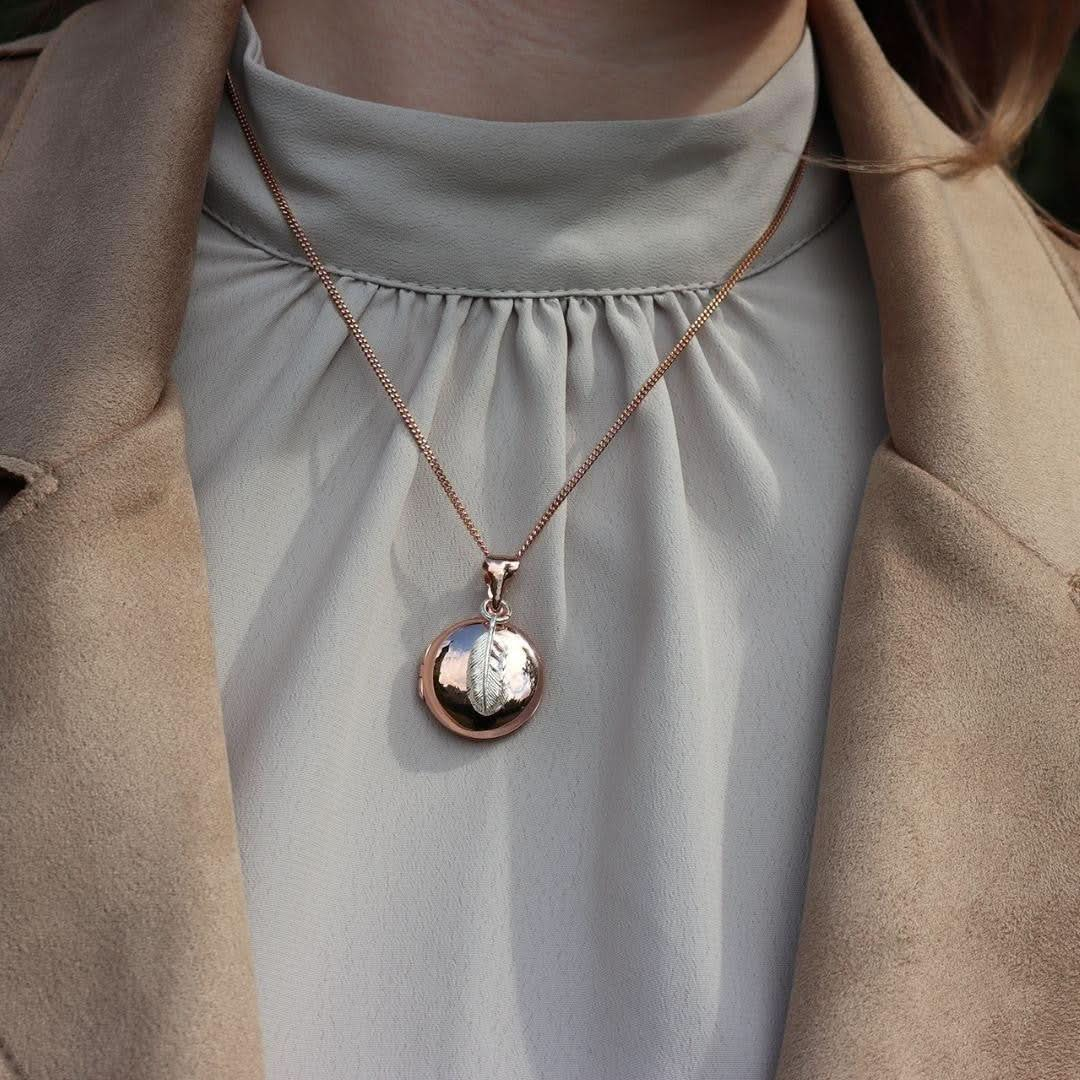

left=172, top=8, right=886, bottom=1078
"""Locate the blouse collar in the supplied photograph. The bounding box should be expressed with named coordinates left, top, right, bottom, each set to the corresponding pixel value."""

left=203, top=5, right=849, bottom=296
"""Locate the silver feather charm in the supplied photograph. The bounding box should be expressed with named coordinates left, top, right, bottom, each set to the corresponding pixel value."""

left=466, top=619, right=510, bottom=717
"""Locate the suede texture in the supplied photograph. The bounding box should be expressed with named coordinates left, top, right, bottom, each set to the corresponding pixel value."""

left=0, top=382, right=264, bottom=1080
left=773, top=444, right=1080, bottom=1079
left=806, top=0, right=1080, bottom=578
left=0, top=1, right=242, bottom=464
left=0, top=0, right=1078, bottom=1077
left=0, top=5, right=265, bottom=1080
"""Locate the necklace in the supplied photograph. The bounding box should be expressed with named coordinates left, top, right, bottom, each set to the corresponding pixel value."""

left=224, top=71, right=807, bottom=741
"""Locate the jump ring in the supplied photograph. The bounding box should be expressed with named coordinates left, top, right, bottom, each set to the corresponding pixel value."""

left=480, top=598, right=511, bottom=623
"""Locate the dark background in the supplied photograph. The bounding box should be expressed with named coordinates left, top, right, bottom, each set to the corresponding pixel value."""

left=1019, top=36, right=1079, bottom=230
left=2, top=2, right=1077, bottom=230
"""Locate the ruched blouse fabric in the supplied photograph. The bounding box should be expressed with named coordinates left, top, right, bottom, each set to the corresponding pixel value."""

left=171, top=8, right=887, bottom=1078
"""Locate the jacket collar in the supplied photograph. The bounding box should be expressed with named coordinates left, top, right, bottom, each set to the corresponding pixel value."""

left=1, top=1, right=1078, bottom=1076
left=0, top=0, right=243, bottom=463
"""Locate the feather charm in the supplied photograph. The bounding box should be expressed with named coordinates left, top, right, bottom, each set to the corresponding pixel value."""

left=466, top=619, right=510, bottom=717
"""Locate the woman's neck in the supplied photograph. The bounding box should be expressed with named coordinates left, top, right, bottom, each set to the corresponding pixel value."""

left=243, top=0, right=807, bottom=121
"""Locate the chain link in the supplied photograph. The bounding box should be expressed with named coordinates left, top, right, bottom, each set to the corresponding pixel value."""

left=224, top=72, right=807, bottom=562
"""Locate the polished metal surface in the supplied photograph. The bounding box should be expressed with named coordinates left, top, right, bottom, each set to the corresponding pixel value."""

left=419, top=617, right=543, bottom=740
left=481, top=556, right=519, bottom=616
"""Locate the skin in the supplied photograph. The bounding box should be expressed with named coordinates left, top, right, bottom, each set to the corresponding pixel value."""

left=244, top=0, right=808, bottom=120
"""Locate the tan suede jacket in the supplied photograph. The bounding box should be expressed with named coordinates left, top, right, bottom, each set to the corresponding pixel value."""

left=1, top=0, right=1078, bottom=1077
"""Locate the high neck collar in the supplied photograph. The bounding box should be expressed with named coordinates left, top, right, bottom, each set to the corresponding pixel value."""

left=202, top=6, right=847, bottom=297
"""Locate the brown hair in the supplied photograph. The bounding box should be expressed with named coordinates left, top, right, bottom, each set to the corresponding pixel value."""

left=861, top=0, right=1078, bottom=168
left=853, top=0, right=1079, bottom=235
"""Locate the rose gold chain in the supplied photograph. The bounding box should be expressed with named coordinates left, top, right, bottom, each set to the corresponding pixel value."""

left=224, top=72, right=806, bottom=562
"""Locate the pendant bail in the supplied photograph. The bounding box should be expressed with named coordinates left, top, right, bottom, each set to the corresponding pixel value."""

left=482, top=556, right=520, bottom=616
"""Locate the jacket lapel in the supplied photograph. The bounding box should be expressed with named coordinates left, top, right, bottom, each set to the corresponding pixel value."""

left=0, top=3, right=261, bottom=1079
left=1, top=1, right=1078, bottom=1077
left=774, top=2, right=1080, bottom=1075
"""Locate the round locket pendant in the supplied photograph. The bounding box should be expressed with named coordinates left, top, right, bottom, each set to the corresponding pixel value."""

left=419, top=616, right=543, bottom=739
left=418, top=557, right=544, bottom=740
